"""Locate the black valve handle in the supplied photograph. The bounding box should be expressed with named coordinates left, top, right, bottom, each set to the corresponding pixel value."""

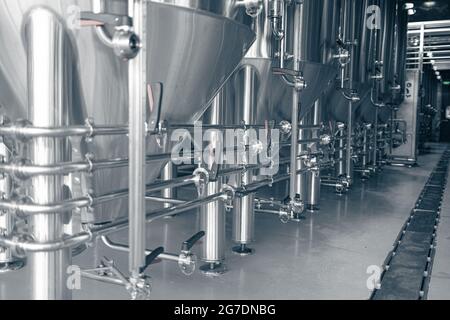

left=182, top=231, right=206, bottom=252
left=139, top=247, right=164, bottom=274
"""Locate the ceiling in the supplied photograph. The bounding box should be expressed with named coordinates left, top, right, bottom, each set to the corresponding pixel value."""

left=407, top=2, right=450, bottom=76
left=410, top=1, right=450, bottom=22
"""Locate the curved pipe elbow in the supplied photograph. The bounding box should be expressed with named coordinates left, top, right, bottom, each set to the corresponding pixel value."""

left=271, top=19, right=285, bottom=40
left=95, top=26, right=114, bottom=48
left=93, top=0, right=114, bottom=48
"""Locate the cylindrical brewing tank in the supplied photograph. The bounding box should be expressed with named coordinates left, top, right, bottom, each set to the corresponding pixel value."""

left=261, top=0, right=341, bottom=124
left=358, top=0, right=407, bottom=124
left=325, top=0, right=372, bottom=124
left=237, top=0, right=342, bottom=203
left=390, top=0, right=409, bottom=106
left=0, top=0, right=255, bottom=224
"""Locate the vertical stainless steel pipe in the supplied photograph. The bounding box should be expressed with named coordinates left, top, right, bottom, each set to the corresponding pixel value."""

left=232, top=66, right=255, bottom=256
left=161, top=163, right=177, bottom=209
left=336, top=125, right=346, bottom=177
left=290, top=1, right=302, bottom=202
left=200, top=90, right=226, bottom=275
left=306, top=100, right=321, bottom=211
left=373, top=108, right=379, bottom=169
left=346, top=100, right=353, bottom=184
left=24, top=8, right=71, bottom=299
left=128, top=0, right=147, bottom=278
left=362, top=124, right=369, bottom=178
left=296, top=117, right=308, bottom=201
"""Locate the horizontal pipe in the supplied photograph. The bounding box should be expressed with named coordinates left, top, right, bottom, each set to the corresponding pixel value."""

left=0, top=124, right=129, bottom=139
left=0, top=197, right=92, bottom=215
left=0, top=175, right=199, bottom=215
left=170, top=124, right=321, bottom=131
left=255, top=209, right=282, bottom=216
left=0, top=153, right=192, bottom=179
left=0, top=191, right=226, bottom=253
left=145, top=196, right=186, bottom=205
left=0, top=162, right=321, bottom=253
left=0, top=232, right=91, bottom=253
left=1, top=154, right=297, bottom=216
left=91, top=192, right=227, bottom=237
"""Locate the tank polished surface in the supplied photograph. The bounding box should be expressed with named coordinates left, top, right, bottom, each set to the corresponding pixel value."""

left=0, top=0, right=255, bottom=223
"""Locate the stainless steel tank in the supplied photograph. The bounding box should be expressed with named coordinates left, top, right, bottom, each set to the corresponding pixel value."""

left=225, top=0, right=342, bottom=206
left=358, top=0, right=406, bottom=124
left=325, top=0, right=371, bottom=124
left=388, top=0, right=409, bottom=106
left=271, top=0, right=340, bottom=122
left=225, top=0, right=344, bottom=127
left=0, top=0, right=255, bottom=223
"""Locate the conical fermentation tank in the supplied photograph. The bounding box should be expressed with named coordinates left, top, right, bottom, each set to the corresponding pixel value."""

left=266, top=0, right=341, bottom=124
left=0, top=0, right=255, bottom=223
left=226, top=0, right=342, bottom=204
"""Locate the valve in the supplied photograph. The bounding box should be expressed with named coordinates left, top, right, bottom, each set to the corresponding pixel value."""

left=237, top=0, right=264, bottom=17
left=302, top=155, right=317, bottom=170
left=279, top=120, right=292, bottom=136
left=221, top=185, right=236, bottom=212
left=294, top=75, right=307, bottom=92
left=79, top=12, right=140, bottom=60
left=283, top=194, right=305, bottom=222
left=279, top=207, right=291, bottom=224
left=333, top=48, right=351, bottom=68
left=101, top=256, right=154, bottom=300
left=335, top=182, right=345, bottom=194
left=335, top=176, right=350, bottom=194
left=178, top=231, right=205, bottom=276
left=320, top=134, right=332, bottom=146
left=193, top=168, right=210, bottom=197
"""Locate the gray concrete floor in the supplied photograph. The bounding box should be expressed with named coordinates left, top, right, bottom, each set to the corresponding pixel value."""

left=1, top=150, right=448, bottom=300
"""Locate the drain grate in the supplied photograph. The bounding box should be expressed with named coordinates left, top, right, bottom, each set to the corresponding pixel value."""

left=371, top=150, right=450, bottom=300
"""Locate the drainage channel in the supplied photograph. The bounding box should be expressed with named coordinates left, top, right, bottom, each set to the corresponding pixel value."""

left=371, top=149, right=450, bottom=300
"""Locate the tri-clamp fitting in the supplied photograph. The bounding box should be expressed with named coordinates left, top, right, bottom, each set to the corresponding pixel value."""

left=221, top=185, right=236, bottom=212
left=237, top=0, right=264, bottom=17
